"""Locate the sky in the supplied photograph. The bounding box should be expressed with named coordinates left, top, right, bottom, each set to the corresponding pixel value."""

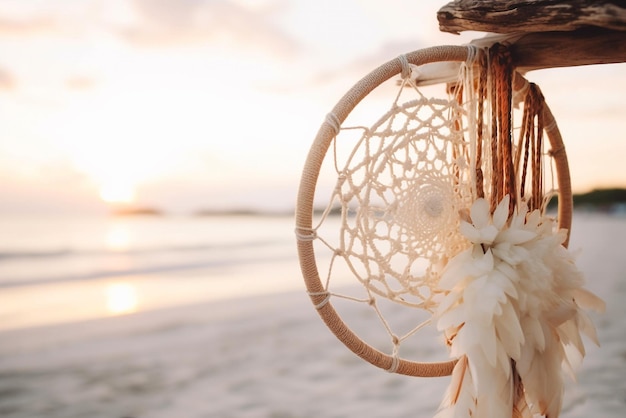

left=0, top=0, right=624, bottom=215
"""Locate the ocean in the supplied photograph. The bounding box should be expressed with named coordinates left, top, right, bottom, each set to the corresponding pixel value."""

left=0, top=214, right=297, bottom=286
left=0, top=214, right=302, bottom=330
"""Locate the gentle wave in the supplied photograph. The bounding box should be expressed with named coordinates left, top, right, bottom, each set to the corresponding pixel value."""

left=0, top=238, right=296, bottom=288
left=0, top=238, right=285, bottom=261
left=0, top=251, right=296, bottom=289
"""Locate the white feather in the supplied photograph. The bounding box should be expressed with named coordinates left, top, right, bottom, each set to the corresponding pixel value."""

left=492, top=195, right=510, bottom=229
left=495, top=302, right=524, bottom=359
left=434, top=356, right=476, bottom=418
left=573, top=288, right=606, bottom=313
left=435, top=197, right=603, bottom=418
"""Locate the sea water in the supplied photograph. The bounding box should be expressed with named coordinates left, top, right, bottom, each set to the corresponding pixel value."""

left=0, top=214, right=302, bottom=330
left=0, top=214, right=295, bottom=287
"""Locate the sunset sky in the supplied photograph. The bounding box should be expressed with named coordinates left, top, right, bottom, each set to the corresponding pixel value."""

left=0, top=0, right=624, bottom=215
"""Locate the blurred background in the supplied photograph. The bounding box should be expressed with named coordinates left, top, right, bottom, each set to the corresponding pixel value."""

left=0, top=0, right=623, bottom=217
left=0, top=1, right=625, bottom=417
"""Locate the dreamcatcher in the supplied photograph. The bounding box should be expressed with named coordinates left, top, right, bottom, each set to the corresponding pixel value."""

left=295, top=44, right=605, bottom=417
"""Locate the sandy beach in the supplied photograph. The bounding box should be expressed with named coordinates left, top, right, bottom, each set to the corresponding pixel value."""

left=0, top=213, right=625, bottom=417
left=0, top=288, right=444, bottom=418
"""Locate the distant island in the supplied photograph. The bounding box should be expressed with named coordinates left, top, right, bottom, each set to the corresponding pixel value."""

left=107, top=188, right=626, bottom=218
left=110, top=207, right=164, bottom=216
left=549, top=188, right=626, bottom=213
left=107, top=205, right=293, bottom=218
left=572, top=188, right=626, bottom=206
left=193, top=208, right=292, bottom=217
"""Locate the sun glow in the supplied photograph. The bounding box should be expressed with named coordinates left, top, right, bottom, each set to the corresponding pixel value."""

left=99, top=181, right=136, bottom=203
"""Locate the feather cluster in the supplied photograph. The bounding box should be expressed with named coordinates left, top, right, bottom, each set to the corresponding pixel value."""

left=434, top=196, right=604, bottom=418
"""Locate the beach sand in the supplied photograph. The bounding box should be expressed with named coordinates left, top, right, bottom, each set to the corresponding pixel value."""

left=0, top=289, right=447, bottom=418
left=0, top=214, right=624, bottom=417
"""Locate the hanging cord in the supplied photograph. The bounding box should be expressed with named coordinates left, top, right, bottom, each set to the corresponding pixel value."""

left=488, top=44, right=515, bottom=216
left=532, top=86, right=546, bottom=212
left=516, top=83, right=546, bottom=212
left=475, top=50, right=488, bottom=199
left=489, top=50, right=500, bottom=210
left=518, top=86, right=534, bottom=205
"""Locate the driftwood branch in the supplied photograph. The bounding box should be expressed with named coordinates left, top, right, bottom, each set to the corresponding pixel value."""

left=438, top=0, right=626, bottom=34
left=438, top=0, right=626, bottom=70
left=485, top=28, right=626, bottom=71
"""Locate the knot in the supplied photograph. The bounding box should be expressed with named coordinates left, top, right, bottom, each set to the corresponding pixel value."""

left=466, top=44, right=479, bottom=66
left=386, top=347, right=400, bottom=373
left=308, top=291, right=331, bottom=309
left=398, top=54, right=411, bottom=79
left=543, top=116, right=558, bottom=133
left=325, top=113, right=341, bottom=135
left=295, top=227, right=317, bottom=241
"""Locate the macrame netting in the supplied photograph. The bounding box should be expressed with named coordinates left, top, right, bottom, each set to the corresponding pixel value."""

left=295, top=45, right=597, bottom=391
left=336, top=94, right=473, bottom=309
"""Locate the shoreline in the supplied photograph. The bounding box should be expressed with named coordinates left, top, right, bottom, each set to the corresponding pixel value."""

left=0, top=256, right=304, bottom=332
left=0, top=286, right=313, bottom=355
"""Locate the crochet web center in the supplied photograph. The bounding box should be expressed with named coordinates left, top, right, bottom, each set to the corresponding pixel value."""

left=335, top=96, right=473, bottom=309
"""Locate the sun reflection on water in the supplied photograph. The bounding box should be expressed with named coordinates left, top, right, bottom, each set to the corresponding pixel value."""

left=105, top=282, right=139, bottom=315
left=105, top=225, right=131, bottom=251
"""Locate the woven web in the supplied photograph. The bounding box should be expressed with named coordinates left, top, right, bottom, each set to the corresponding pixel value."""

left=333, top=96, right=473, bottom=309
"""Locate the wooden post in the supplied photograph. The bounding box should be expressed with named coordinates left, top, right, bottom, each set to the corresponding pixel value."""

left=438, top=0, right=626, bottom=71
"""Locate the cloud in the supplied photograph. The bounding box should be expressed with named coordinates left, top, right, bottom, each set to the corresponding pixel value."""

left=117, top=0, right=298, bottom=56
left=262, top=38, right=431, bottom=95
left=0, top=16, right=58, bottom=36
left=0, top=68, right=16, bottom=90
left=0, top=0, right=299, bottom=57
left=310, top=39, right=431, bottom=86
left=65, top=75, right=97, bottom=91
